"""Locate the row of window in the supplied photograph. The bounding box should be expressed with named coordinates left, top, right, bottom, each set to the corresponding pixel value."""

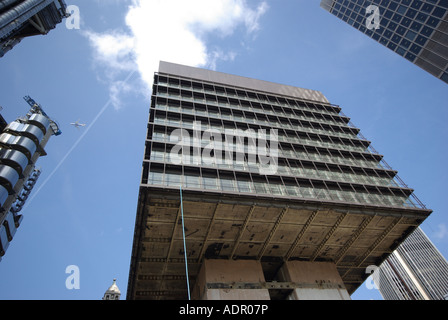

left=151, top=122, right=368, bottom=154
left=155, top=89, right=349, bottom=128
left=149, top=149, right=398, bottom=188
left=154, top=103, right=357, bottom=140
left=156, top=79, right=340, bottom=117
left=150, top=131, right=383, bottom=169
left=146, top=171, right=417, bottom=208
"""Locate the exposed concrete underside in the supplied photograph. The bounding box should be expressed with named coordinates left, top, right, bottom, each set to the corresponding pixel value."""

left=127, top=186, right=430, bottom=300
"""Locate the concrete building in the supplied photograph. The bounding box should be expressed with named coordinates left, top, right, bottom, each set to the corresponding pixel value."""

left=0, top=0, right=68, bottom=57
left=0, top=96, right=61, bottom=261
left=320, top=0, right=448, bottom=84
left=377, top=227, right=448, bottom=300
left=126, top=61, right=431, bottom=300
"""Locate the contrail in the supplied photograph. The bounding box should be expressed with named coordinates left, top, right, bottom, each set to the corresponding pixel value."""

left=24, top=70, right=136, bottom=209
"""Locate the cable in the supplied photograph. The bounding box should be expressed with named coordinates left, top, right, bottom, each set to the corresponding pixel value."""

left=180, top=185, right=191, bottom=300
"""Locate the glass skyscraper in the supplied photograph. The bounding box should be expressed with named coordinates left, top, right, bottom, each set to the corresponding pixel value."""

left=127, top=61, right=431, bottom=300
left=377, top=227, right=448, bottom=300
left=320, top=0, right=448, bottom=84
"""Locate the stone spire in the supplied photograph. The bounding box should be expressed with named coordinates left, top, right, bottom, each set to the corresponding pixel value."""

left=102, top=279, right=121, bottom=300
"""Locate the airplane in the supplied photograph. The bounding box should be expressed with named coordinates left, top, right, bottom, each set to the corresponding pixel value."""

left=70, top=120, right=86, bottom=129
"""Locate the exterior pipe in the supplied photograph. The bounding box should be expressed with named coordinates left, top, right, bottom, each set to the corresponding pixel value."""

left=0, top=0, right=54, bottom=39
left=0, top=0, right=22, bottom=12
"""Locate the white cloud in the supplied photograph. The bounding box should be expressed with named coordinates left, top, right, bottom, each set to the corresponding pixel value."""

left=434, top=223, right=448, bottom=241
left=84, top=0, right=268, bottom=109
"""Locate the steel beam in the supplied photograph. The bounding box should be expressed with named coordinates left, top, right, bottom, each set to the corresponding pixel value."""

left=257, top=207, right=288, bottom=260
left=284, top=210, right=318, bottom=261
left=230, top=205, right=255, bottom=259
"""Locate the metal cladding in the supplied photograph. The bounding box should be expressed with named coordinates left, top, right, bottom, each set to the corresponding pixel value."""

left=28, top=113, right=51, bottom=135
left=0, top=99, right=59, bottom=261
left=0, top=133, right=37, bottom=160
left=0, top=149, right=29, bottom=175
left=0, top=165, right=19, bottom=193
left=0, top=0, right=68, bottom=57
left=0, top=185, right=9, bottom=206
left=5, top=122, right=45, bottom=145
left=0, top=115, right=48, bottom=201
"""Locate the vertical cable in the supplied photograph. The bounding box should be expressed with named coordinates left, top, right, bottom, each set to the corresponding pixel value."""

left=180, top=185, right=191, bottom=300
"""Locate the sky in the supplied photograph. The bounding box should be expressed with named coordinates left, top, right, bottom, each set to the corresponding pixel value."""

left=0, top=0, right=447, bottom=301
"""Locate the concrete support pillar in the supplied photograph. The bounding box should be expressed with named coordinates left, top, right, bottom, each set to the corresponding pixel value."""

left=192, top=259, right=270, bottom=300
left=277, top=261, right=350, bottom=300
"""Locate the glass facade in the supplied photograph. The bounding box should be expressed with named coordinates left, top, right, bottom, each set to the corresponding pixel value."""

left=378, top=227, right=448, bottom=300
left=142, top=71, right=426, bottom=210
left=321, top=0, right=448, bottom=84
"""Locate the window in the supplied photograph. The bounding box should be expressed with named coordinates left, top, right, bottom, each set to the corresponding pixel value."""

left=220, top=178, right=236, bottom=192
left=387, top=20, right=397, bottom=30
left=253, top=181, right=268, bottom=194
left=388, top=1, right=397, bottom=10
left=415, top=35, right=428, bottom=46
left=410, top=21, right=422, bottom=32
left=166, top=173, right=181, bottom=187
left=269, top=183, right=285, bottom=196
left=383, top=30, right=393, bottom=39
left=395, top=26, right=406, bottom=36
left=433, top=7, right=446, bottom=18
left=237, top=179, right=252, bottom=193
left=409, top=44, right=422, bottom=55
left=185, top=175, right=200, bottom=188
left=421, top=3, right=434, bottom=13
left=203, top=176, right=219, bottom=190
left=441, top=73, right=448, bottom=83
left=404, top=30, right=417, bottom=41
left=426, top=17, right=440, bottom=28
left=387, top=42, right=397, bottom=50
left=149, top=171, right=164, bottom=185
left=384, top=9, right=394, bottom=19
left=415, top=12, right=428, bottom=23
left=411, top=0, right=423, bottom=9
left=285, top=185, right=299, bottom=196
left=405, top=52, right=416, bottom=62
left=400, top=17, right=412, bottom=27
left=397, top=5, right=407, bottom=15
left=396, top=46, right=406, bottom=56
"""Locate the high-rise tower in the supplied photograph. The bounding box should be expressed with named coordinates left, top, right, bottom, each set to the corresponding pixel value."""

left=0, top=0, right=68, bottom=57
left=320, top=0, right=448, bottom=84
left=377, top=227, right=448, bottom=300
left=0, top=96, right=61, bottom=261
left=127, top=61, right=431, bottom=300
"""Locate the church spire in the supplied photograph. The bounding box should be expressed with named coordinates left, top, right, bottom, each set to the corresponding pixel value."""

left=102, top=278, right=121, bottom=300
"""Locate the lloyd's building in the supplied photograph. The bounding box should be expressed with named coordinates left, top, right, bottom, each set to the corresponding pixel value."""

left=127, top=61, right=431, bottom=300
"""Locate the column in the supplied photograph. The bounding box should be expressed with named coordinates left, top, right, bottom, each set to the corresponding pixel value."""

left=192, top=259, right=270, bottom=300
left=277, top=261, right=350, bottom=300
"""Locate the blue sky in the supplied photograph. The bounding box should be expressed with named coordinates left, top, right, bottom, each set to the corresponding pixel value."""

left=0, top=0, right=446, bottom=300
